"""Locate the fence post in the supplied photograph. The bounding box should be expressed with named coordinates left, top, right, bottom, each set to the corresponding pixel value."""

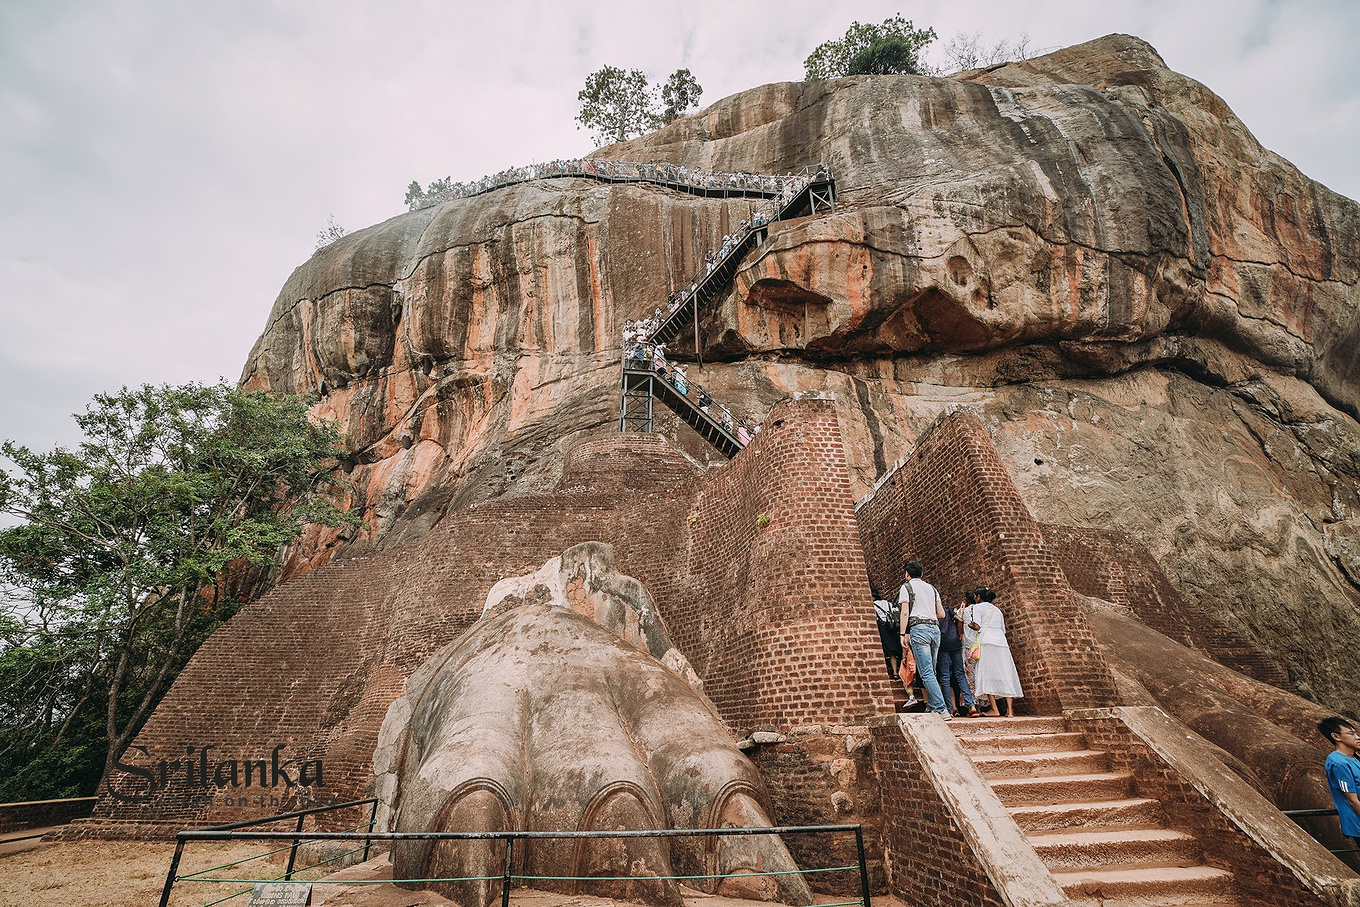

left=855, top=825, right=872, bottom=907
left=363, top=799, right=378, bottom=863
left=157, top=836, right=186, bottom=907
left=284, top=812, right=306, bottom=880
left=501, top=835, right=515, bottom=907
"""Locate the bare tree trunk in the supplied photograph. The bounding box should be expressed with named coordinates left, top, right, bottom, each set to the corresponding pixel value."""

left=98, top=590, right=193, bottom=790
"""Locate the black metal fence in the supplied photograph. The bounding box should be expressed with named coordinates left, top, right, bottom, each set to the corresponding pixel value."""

left=158, top=797, right=379, bottom=907
left=1282, top=807, right=1360, bottom=855
left=159, top=801, right=870, bottom=907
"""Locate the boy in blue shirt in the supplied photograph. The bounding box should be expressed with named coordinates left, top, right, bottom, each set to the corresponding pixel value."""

left=1319, top=716, right=1360, bottom=846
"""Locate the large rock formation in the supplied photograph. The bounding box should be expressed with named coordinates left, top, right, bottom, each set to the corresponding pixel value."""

left=241, top=33, right=1359, bottom=719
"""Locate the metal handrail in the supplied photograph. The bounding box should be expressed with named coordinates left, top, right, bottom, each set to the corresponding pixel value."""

left=159, top=797, right=379, bottom=907
left=634, top=167, right=834, bottom=347
left=1281, top=807, right=1360, bottom=855
left=161, top=818, right=870, bottom=907
left=410, top=159, right=830, bottom=211
left=621, top=344, right=750, bottom=449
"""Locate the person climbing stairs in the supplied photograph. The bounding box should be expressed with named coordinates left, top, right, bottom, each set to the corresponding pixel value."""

left=618, top=164, right=835, bottom=456
left=619, top=342, right=749, bottom=457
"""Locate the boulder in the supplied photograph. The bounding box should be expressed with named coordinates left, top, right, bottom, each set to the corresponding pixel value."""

left=242, top=35, right=1360, bottom=717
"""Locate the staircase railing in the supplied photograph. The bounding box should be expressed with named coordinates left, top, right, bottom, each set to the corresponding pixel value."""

left=637, top=166, right=835, bottom=348
left=612, top=164, right=836, bottom=457
left=410, top=158, right=819, bottom=211
left=620, top=343, right=754, bottom=458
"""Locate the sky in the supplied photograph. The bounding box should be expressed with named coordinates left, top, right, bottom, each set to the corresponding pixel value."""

left=2, top=0, right=1357, bottom=453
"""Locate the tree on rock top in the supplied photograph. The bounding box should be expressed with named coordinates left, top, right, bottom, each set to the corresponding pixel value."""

left=658, top=68, right=702, bottom=125
left=0, top=382, right=361, bottom=798
left=804, top=15, right=937, bottom=79
left=576, top=65, right=704, bottom=147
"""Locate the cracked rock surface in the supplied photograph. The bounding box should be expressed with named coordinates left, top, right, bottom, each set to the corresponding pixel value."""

left=241, top=35, right=1360, bottom=716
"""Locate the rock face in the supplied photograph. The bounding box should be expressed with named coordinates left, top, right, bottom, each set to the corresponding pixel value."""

left=241, top=33, right=1360, bottom=717
left=373, top=543, right=813, bottom=907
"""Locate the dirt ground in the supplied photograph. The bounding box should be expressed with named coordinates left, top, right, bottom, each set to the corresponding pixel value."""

left=0, top=838, right=287, bottom=907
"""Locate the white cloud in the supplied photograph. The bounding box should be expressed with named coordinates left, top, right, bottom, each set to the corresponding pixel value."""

left=1, top=0, right=1356, bottom=450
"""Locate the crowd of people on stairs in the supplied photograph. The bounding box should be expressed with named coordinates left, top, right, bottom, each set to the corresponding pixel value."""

left=874, top=560, right=1024, bottom=719
left=410, top=156, right=826, bottom=214
left=620, top=339, right=759, bottom=445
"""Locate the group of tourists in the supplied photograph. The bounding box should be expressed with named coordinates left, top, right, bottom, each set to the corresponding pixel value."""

left=621, top=341, right=758, bottom=444
left=409, top=157, right=827, bottom=212
left=646, top=171, right=820, bottom=328
left=874, top=561, right=1024, bottom=720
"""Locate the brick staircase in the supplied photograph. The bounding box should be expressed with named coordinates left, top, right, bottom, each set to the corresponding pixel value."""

left=953, top=717, right=1243, bottom=906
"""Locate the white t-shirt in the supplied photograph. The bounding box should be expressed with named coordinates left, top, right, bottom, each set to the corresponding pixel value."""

left=897, top=578, right=941, bottom=621
left=963, top=601, right=1007, bottom=646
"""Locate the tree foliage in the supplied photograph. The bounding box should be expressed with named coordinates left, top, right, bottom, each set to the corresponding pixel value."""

left=0, top=382, right=359, bottom=798
left=404, top=176, right=455, bottom=209
left=575, top=66, right=703, bottom=147
left=658, top=68, right=703, bottom=125
left=804, top=15, right=937, bottom=80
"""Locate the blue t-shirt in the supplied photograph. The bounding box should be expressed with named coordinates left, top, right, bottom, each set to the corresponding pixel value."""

left=1325, top=751, right=1360, bottom=837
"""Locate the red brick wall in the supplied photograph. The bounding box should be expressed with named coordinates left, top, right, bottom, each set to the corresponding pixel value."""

left=749, top=728, right=884, bottom=893
left=81, top=400, right=897, bottom=836
left=868, top=721, right=1007, bottom=907
left=681, top=395, right=897, bottom=731
left=1079, top=714, right=1328, bottom=907
left=854, top=412, right=1117, bottom=715
left=1039, top=524, right=1296, bottom=691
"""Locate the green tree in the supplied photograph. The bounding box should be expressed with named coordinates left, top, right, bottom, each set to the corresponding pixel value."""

left=576, top=65, right=657, bottom=146
left=575, top=66, right=704, bottom=147
left=658, top=68, right=703, bottom=125
left=405, top=176, right=456, bottom=211
left=804, top=14, right=937, bottom=80
left=0, top=382, right=359, bottom=796
left=404, top=180, right=426, bottom=208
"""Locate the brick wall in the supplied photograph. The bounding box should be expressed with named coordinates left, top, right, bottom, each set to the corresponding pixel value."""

left=749, top=725, right=884, bottom=893
left=80, top=399, right=897, bottom=836
left=1078, top=714, right=1329, bottom=907
left=1040, top=524, right=1297, bottom=691
left=855, top=411, right=1118, bottom=715
left=681, top=395, right=898, bottom=732
left=868, top=721, right=1007, bottom=907
left=0, top=797, right=96, bottom=834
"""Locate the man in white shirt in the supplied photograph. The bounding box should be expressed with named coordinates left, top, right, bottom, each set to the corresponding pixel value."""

left=898, top=561, right=951, bottom=719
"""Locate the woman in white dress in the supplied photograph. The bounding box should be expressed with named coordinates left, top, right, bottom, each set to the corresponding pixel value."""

left=963, top=586, right=1024, bottom=718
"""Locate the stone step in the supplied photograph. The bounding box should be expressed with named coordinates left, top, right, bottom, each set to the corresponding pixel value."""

left=991, top=771, right=1134, bottom=807
left=1028, top=826, right=1203, bottom=871
left=951, top=716, right=1068, bottom=736
left=957, top=730, right=1090, bottom=755
left=1051, top=864, right=1238, bottom=905
left=1009, top=797, right=1166, bottom=832
left=973, top=749, right=1111, bottom=780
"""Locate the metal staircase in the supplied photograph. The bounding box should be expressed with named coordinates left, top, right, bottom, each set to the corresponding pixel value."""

left=619, top=345, right=747, bottom=458
left=618, top=165, right=836, bottom=457
left=646, top=169, right=836, bottom=347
